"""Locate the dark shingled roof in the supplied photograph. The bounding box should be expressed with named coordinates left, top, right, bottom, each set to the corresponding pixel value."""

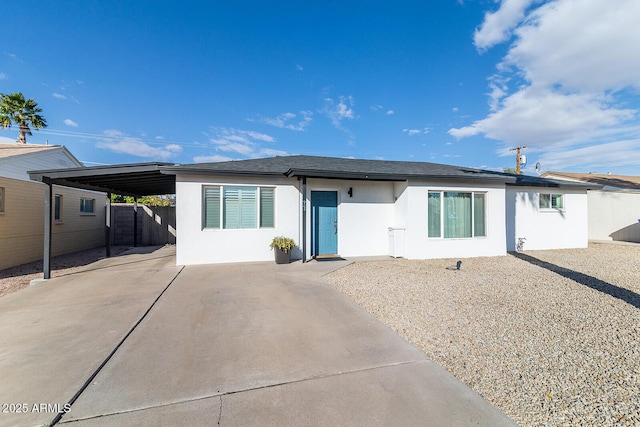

left=164, top=155, right=598, bottom=188
left=28, top=155, right=600, bottom=195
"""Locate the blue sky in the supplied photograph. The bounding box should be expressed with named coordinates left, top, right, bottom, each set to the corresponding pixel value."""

left=1, top=0, right=639, bottom=175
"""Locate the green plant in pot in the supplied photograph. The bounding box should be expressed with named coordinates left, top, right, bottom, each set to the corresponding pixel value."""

left=269, top=236, right=296, bottom=264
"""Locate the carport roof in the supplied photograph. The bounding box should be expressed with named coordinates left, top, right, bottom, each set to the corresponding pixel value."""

left=28, top=162, right=176, bottom=196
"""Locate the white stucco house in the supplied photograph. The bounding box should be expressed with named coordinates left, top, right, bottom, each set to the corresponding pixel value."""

left=29, top=155, right=598, bottom=267
left=542, top=172, right=640, bottom=243
left=163, top=156, right=596, bottom=265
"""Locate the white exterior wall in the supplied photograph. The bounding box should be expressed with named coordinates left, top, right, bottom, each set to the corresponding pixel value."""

left=305, top=179, right=395, bottom=257
left=175, top=174, right=301, bottom=265
left=507, top=188, right=588, bottom=251
left=588, top=190, right=640, bottom=242
left=401, top=182, right=506, bottom=259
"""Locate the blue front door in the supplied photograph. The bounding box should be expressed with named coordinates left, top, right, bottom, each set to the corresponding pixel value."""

left=311, top=191, right=338, bottom=256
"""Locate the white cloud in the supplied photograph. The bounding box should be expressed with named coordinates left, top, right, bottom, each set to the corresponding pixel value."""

left=0, top=136, right=15, bottom=143
left=403, top=128, right=430, bottom=136
left=474, top=0, right=536, bottom=50
left=324, top=96, right=356, bottom=128
left=255, top=111, right=313, bottom=131
left=537, top=139, right=640, bottom=171
left=504, top=0, right=640, bottom=92
left=0, top=72, right=7, bottom=80
left=97, top=130, right=183, bottom=160
left=296, top=64, right=304, bottom=71
left=370, top=105, right=394, bottom=115
left=452, top=107, right=459, bottom=112
left=450, top=87, right=635, bottom=145
left=193, top=154, right=235, bottom=163
left=53, top=93, right=66, bottom=99
left=451, top=0, right=640, bottom=171
left=155, top=136, right=165, bottom=140
left=63, top=119, right=78, bottom=127
left=207, top=127, right=285, bottom=158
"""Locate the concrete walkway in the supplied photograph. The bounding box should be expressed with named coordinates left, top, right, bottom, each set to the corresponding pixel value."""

left=0, top=248, right=515, bottom=426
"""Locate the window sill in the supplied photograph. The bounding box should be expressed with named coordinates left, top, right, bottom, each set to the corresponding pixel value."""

left=80, top=213, right=96, bottom=216
left=539, top=209, right=565, bottom=213
left=427, top=236, right=488, bottom=240
left=202, top=227, right=276, bottom=231
left=54, top=221, right=64, bottom=225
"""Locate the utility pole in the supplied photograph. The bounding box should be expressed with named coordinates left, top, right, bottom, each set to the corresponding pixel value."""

left=509, top=145, right=526, bottom=174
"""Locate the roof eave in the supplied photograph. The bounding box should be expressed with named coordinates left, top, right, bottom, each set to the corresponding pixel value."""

left=162, top=167, right=287, bottom=178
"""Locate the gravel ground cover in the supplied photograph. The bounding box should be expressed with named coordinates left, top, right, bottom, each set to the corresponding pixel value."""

left=0, top=246, right=131, bottom=297
left=325, top=242, right=640, bottom=426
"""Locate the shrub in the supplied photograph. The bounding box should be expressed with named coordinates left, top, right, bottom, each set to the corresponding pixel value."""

left=269, top=236, right=296, bottom=253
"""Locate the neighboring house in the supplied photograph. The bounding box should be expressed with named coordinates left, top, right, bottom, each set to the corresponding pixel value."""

left=0, top=143, right=106, bottom=270
left=542, top=172, right=640, bottom=243
left=159, top=156, right=595, bottom=265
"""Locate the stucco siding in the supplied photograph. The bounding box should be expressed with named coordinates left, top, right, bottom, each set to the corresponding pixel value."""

left=402, top=182, right=506, bottom=259
left=508, top=188, right=588, bottom=251
left=306, top=179, right=395, bottom=257
left=0, top=177, right=105, bottom=270
left=588, top=190, right=640, bottom=242
left=175, top=174, right=301, bottom=265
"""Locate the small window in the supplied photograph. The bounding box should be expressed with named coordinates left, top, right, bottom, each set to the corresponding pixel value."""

left=80, top=198, right=95, bottom=214
left=540, top=193, right=564, bottom=210
left=54, top=195, right=63, bottom=221
left=0, top=187, right=4, bottom=213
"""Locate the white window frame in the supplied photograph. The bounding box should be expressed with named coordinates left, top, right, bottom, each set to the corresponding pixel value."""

left=539, top=193, right=564, bottom=211
left=427, top=190, right=487, bottom=239
left=202, top=185, right=275, bottom=230
left=80, top=197, right=95, bottom=215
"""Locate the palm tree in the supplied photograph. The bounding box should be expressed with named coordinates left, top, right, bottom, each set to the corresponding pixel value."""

left=0, top=92, right=47, bottom=144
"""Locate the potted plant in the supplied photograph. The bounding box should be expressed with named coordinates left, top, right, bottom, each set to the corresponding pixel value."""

left=269, top=236, right=296, bottom=264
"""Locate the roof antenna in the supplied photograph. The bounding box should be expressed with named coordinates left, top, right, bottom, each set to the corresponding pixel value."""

left=535, top=162, right=542, bottom=175
left=46, top=139, right=49, bottom=145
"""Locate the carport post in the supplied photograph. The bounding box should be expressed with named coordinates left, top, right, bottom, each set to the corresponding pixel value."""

left=43, top=178, right=53, bottom=279
left=105, top=193, right=111, bottom=258
left=133, top=199, right=138, bottom=247
left=302, top=176, right=307, bottom=262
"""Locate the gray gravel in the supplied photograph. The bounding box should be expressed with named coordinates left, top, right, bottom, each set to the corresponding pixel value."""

left=325, top=242, right=640, bottom=426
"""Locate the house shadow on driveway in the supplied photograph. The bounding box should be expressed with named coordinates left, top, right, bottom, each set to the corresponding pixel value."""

left=510, top=251, right=640, bottom=309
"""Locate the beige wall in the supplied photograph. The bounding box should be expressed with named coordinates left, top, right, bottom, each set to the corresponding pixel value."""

left=0, top=177, right=106, bottom=270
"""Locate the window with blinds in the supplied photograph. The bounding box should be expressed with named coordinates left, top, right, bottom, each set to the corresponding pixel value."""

left=203, top=185, right=275, bottom=229
left=260, top=187, right=274, bottom=227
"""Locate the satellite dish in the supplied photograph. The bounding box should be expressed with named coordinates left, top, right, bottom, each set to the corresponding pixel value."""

left=535, top=162, right=542, bottom=174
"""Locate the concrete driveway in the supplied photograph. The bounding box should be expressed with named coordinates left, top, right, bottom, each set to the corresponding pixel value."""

left=0, top=247, right=514, bottom=427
